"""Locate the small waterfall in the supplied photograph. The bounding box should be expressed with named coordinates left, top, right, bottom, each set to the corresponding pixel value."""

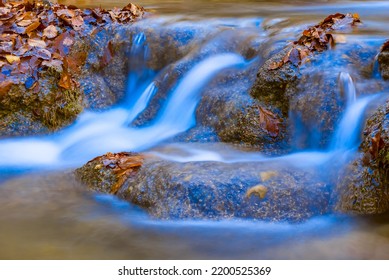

left=126, top=82, right=157, bottom=124
left=339, top=72, right=356, bottom=105
left=153, top=53, right=247, bottom=131
left=0, top=53, right=247, bottom=168
left=330, top=73, right=375, bottom=151
left=125, top=33, right=156, bottom=106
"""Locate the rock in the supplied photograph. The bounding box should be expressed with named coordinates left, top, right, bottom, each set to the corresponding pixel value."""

left=378, top=40, right=389, bottom=80
left=75, top=152, right=331, bottom=221
left=334, top=99, right=389, bottom=214
left=250, top=13, right=374, bottom=148
left=0, top=1, right=145, bottom=137
left=74, top=152, right=144, bottom=194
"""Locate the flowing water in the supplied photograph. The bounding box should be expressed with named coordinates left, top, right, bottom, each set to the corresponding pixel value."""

left=1, top=0, right=389, bottom=259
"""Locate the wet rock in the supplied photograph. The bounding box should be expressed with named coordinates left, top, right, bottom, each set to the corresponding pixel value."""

left=118, top=158, right=331, bottom=221
left=75, top=153, right=331, bottom=221
left=250, top=13, right=370, bottom=148
left=75, top=152, right=144, bottom=194
left=378, top=40, right=389, bottom=80
left=334, top=99, right=389, bottom=214
left=0, top=1, right=145, bottom=137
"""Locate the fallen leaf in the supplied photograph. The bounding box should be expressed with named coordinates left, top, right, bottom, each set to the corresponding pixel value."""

left=369, top=131, right=385, bottom=159
left=0, top=80, right=13, bottom=95
left=16, top=19, right=33, bottom=27
left=33, top=48, right=51, bottom=60
left=5, top=54, right=20, bottom=64
left=27, top=38, right=46, bottom=48
left=43, top=25, right=58, bottom=39
left=259, top=106, right=281, bottom=137
left=25, top=20, right=40, bottom=33
left=246, top=185, right=268, bottom=199
left=101, top=40, right=113, bottom=67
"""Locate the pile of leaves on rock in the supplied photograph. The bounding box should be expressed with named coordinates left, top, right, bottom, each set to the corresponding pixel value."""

left=269, top=13, right=361, bottom=70
left=0, top=0, right=145, bottom=95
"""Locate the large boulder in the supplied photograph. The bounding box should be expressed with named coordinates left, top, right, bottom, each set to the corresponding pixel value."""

left=76, top=151, right=331, bottom=221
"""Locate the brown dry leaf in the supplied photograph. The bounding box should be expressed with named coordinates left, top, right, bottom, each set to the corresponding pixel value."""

left=67, top=51, right=87, bottom=73
left=56, top=9, right=76, bottom=18
left=25, top=20, right=40, bottom=33
left=0, top=80, right=13, bottom=95
left=43, top=25, right=58, bottom=39
left=58, top=71, right=72, bottom=89
left=259, top=106, right=281, bottom=137
left=5, top=54, right=20, bottom=64
left=369, top=131, right=385, bottom=159
left=16, top=19, right=33, bottom=27
left=27, top=38, right=46, bottom=48
left=101, top=40, right=113, bottom=67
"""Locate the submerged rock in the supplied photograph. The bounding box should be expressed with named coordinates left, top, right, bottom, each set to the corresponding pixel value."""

left=76, top=152, right=330, bottom=221
left=334, top=99, right=389, bottom=214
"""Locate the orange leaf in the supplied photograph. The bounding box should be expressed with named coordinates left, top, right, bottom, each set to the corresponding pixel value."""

left=25, top=20, right=40, bottom=33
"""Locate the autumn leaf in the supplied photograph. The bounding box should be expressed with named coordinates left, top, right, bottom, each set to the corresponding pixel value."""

left=101, top=40, right=114, bottom=67
left=5, top=54, right=20, bottom=64
left=27, top=38, right=46, bottom=48
left=258, top=106, right=281, bottom=137
left=0, top=80, right=13, bottom=96
left=369, top=131, right=385, bottom=159
left=24, top=20, right=40, bottom=33
left=43, top=25, right=58, bottom=39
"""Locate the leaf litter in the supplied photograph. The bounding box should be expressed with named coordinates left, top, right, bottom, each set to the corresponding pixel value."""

left=0, top=0, right=145, bottom=91
left=268, top=13, right=361, bottom=70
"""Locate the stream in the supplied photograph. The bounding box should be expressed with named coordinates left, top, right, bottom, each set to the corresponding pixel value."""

left=1, top=0, right=389, bottom=259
